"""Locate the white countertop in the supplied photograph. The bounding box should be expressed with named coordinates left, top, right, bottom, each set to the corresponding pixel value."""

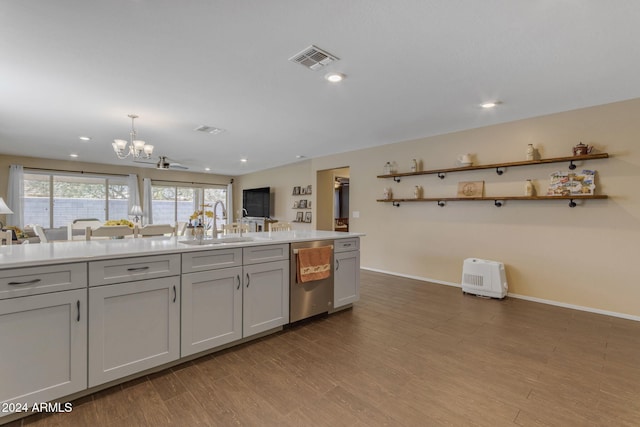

left=0, top=230, right=363, bottom=269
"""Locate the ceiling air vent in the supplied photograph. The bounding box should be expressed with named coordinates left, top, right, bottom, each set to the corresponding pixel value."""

left=289, top=45, right=339, bottom=71
left=194, top=125, right=225, bottom=134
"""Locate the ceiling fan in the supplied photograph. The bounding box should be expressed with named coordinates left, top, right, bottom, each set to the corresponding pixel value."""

left=134, top=156, right=189, bottom=170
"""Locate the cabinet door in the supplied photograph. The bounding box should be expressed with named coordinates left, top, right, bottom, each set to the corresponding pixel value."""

left=243, top=260, right=289, bottom=338
left=88, top=277, right=180, bottom=387
left=0, top=289, right=87, bottom=416
left=181, top=267, right=243, bottom=357
left=334, top=250, right=360, bottom=308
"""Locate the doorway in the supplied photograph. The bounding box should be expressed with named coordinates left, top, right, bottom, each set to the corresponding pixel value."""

left=316, top=167, right=350, bottom=232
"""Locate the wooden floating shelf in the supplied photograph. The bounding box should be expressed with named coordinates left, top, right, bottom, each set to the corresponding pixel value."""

left=377, top=195, right=608, bottom=208
left=377, top=153, right=609, bottom=180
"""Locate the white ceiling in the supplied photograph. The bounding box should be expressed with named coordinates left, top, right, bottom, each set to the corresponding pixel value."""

left=2, top=1, right=640, bottom=176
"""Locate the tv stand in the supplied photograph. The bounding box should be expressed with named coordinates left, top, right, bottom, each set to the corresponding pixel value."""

left=242, top=217, right=277, bottom=232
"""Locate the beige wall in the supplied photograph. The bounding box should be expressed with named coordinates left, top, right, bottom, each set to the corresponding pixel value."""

left=234, top=160, right=315, bottom=230
left=305, top=99, right=638, bottom=319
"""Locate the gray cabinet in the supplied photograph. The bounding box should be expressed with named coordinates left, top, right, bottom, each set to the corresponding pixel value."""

left=242, top=260, right=290, bottom=337
left=181, top=266, right=243, bottom=356
left=0, top=288, right=87, bottom=417
left=334, top=238, right=360, bottom=309
left=88, top=276, right=180, bottom=387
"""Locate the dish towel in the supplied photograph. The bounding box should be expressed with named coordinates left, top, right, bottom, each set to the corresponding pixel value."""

left=297, top=246, right=332, bottom=283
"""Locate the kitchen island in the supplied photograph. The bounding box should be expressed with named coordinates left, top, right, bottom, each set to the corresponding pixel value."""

left=0, top=230, right=362, bottom=422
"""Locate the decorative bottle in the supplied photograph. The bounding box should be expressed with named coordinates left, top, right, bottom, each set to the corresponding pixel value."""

left=413, top=185, right=422, bottom=199
left=526, top=144, right=535, bottom=161
left=525, top=179, right=534, bottom=197
left=383, top=187, right=392, bottom=200
left=411, top=159, right=418, bottom=173
left=384, top=162, right=392, bottom=175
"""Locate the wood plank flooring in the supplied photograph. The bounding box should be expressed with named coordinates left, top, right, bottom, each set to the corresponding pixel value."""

left=7, top=270, right=640, bottom=426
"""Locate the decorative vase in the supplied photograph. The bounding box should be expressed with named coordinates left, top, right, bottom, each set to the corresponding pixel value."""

left=383, top=187, right=392, bottom=200
left=384, top=162, right=392, bottom=175
left=525, top=179, right=534, bottom=197
left=413, top=185, right=422, bottom=199
left=526, top=144, right=535, bottom=161
left=411, top=159, right=418, bottom=173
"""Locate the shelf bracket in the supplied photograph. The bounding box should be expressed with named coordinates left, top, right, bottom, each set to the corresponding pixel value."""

left=393, top=176, right=401, bottom=183
left=392, top=201, right=401, bottom=207
left=568, top=199, right=577, bottom=208
left=437, top=201, right=446, bottom=207
left=494, top=200, right=503, bottom=207
left=495, top=167, right=504, bottom=175
left=437, top=172, right=446, bottom=179
left=568, top=160, right=577, bottom=170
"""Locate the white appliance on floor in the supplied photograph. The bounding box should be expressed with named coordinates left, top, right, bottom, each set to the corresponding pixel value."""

left=461, top=258, right=508, bottom=299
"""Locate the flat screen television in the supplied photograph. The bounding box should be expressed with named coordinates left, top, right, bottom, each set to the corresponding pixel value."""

left=242, top=187, right=270, bottom=218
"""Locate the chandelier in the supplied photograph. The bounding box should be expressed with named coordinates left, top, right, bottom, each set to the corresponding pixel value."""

left=112, top=114, right=154, bottom=160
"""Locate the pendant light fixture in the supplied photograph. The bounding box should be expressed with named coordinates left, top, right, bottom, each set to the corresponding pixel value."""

left=112, top=114, right=154, bottom=160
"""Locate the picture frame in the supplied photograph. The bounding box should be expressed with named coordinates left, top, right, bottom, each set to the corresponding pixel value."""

left=299, top=199, right=307, bottom=209
left=293, top=201, right=299, bottom=208
left=293, top=186, right=301, bottom=195
left=457, top=181, right=484, bottom=198
left=306, top=185, right=312, bottom=194
left=300, top=187, right=307, bottom=195
left=304, top=212, right=312, bottom=223
left=296, top=212, right=304, bottom=222
left=307, top=200, right=311, bottom=208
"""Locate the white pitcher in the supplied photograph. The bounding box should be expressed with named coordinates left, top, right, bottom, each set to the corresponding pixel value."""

left=458, top=153, right=472, bottom=165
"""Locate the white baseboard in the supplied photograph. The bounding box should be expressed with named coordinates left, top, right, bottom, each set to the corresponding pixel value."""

left=360, top=266, right=640, bottom=322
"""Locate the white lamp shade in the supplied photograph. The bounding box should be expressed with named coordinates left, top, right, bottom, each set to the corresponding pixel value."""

left=113, top=139, right=128, bottom=150
left=130, top=205, right=143, bottom=216
left=143, top=144, right=154, bottom=155
left=0, top=197, right=13, bottom=215
left=133, top=140, right=146, bottom=150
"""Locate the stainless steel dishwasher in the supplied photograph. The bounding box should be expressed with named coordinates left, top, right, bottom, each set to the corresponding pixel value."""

left=290, top=240, right=334, bottom=322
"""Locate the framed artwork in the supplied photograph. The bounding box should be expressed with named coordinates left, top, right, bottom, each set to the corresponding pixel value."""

left=304, top=212, right=312, bottom=223
left=299, top=199, right=307, bottom=209
left=293, top=201, right=299, bottom=208
left=306, top=185, right=312, bottom=194
left=293, top=186, right=301, bottom=195
left=296, top=212, right=304, bottom=222
left=547, top=170, right=596, bottom=196
left=457, top=181, right=484, bottom=198
left=307, top=200, right=312, bottom=208
left=301, top=187, right=307, bottom=195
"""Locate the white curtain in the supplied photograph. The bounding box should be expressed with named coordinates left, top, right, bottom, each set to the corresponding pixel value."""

left=6, top=164, right=24, bottom=228
left=226, top=182, right=234, bottom=223
left=127, top=174, right=140, bottom=213
left=143, top=178, right=153, bottom=224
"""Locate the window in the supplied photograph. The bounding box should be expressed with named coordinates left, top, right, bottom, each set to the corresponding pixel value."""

left=24, top=171, right=129, bottom=228
left=151, top=182, right=227, bottom=226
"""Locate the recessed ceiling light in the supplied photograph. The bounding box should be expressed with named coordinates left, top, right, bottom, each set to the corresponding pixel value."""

left=240, top=158, right=248, bottom=163
left=480, top=101, right=501, bottom=108
left=69, top=153, right=79, bottom=158
left=204, top=167, right=211, bottom=171
left=194, top=125, right=225, bottom=134
left=79, top=136, right=92, bottom=141
left=296, top=155, right=306, bottom=159
left=325, top=72, right=346, bottom=83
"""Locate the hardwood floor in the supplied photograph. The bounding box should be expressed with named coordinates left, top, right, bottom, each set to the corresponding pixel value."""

left=7, top=270, right=640, bottom=426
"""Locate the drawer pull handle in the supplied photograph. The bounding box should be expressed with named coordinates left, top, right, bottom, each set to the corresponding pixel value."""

left=127, top=266, right=150, bottom=272
left=77, top=300, right=80, bottom=322
left=336, top=259, right=340, bottom=271
left=343, top=243, right=352, bottom=247
left=173, top=286, right=177, bottom=303
left=236, top=275, right=241, bottom=290
left=246, top=273, right=250, bottom=288
left=8, top=278, right=42, bottom=286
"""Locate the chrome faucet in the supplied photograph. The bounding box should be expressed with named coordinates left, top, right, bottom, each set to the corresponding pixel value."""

left=240, top=208, right=248, bottom=237
left=212, top=200, right=227, bottom=239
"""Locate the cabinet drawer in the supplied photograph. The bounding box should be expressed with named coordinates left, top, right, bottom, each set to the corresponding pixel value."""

left=89, top=254, right=180, bottom=286
left=334, top=238, right=359, bottom=253
left=0, top=263, right=87, bottom=300
left=182, top=248, right=242, bottom=273
left=243, top=244, right=289, bottom=265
